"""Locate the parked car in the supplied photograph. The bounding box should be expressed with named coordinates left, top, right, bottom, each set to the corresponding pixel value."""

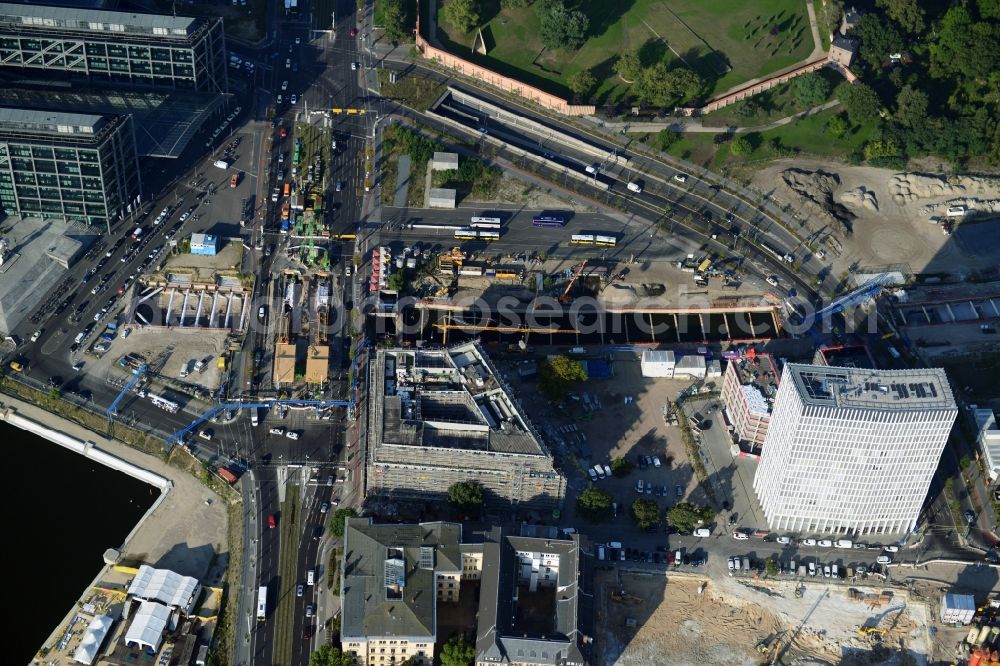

left=776, top=536, right=791, bottom=544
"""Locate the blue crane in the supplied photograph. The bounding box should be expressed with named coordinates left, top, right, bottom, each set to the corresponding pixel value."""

left=107, top=363, right=147, bottom=429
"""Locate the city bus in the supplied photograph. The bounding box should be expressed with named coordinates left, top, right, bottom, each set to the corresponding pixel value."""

left=532, top=215, right=565, bottom=228
left=454, top=229, right=500, bottom=240
left=470, top=216, right=502, bottom=229
left=570, top=233, right=617, bottom=247
left=256, top=586, right=267, bottom=620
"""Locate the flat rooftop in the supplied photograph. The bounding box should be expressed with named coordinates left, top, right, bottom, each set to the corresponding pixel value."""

left=785, top=363, right=956, bottom=411
left=0, top=106, right=107, bottom=136
left=375, top=342, right=547, bottom=456
left=0, top=2, right=198, bottom=38
left=4, top=87, right=227, bottom=158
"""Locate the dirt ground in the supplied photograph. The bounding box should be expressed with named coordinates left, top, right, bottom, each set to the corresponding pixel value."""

left=599, top=571, right=930, bottom=666
left=752, top=159, right=1000, bottom=281
left=84, top=325, right=230, bottom=392
left=469, top=171, right=598, bottom=211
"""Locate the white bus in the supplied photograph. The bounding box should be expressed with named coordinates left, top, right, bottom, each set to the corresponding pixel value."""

left=256, top=586, right=267, bottom=620
left=470, top=216, right=502, bottom=229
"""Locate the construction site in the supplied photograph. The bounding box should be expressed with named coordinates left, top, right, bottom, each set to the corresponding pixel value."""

left=373, top=245, right=783, bottom=346
left=365, top=342, right=566, bottom=510
left=270, top=271, right=335, bottom=391
left=599, top=571, right=931, bottom=666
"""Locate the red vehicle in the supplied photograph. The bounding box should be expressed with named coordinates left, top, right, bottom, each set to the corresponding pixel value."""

left=268, top=514, right=277, bottom=529
left=350, top=27, right=357, bottom=37
left=279, top=126, right=287, bottom=139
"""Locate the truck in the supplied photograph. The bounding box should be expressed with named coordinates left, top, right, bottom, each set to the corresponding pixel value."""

left=217, top=467, right=239, bottom=484
left=213, top=159, right=230, bottom=170
left=230, top=173, right=239, bottom=188
left=281, top=201, right=291, bottom=221
left=194, top=359, right=206, bottom=373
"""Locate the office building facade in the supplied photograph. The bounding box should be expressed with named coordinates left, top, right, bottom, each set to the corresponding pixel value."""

left=754, top=364, right=957, bottom=536
left=0, top=107, right=141, bottom=228
left=0, top=3, right=227, bottom=92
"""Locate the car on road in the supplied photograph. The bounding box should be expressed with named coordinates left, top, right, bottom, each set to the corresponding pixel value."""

left=303, top=625, right=313, bottom=640
left=268, top=514, right=276, bottom=528
left=305, top=604, right=314, bottom=618
left=673, top=173, right=688, bottom=183
left=269, top=426, right=285, bottom=435
left=776, top=536, right=791, bottom=544
left=198, top=429, right=212, bottom=440
left=286, top=430, right=300, bottom=440
left=280, top=126, right=287, bottom=138
left=72, top=362, right=85, bottom=372
left=290, top=94, right=298, bottom=104
left=351, top=61, right=358, bottom=70
left=297, top=584, right=303, bottom=597
left=350, top=27, right=357, bottom=37
left=876, top=554, right=892, bottom=564
left=883, top=545, right=899, bottom=553
left=965, top=510, right=977, bottom=523
left=285, top=58, right=291, bottom=68
left=281, top=80, right=288, bottom=91
left=258, top=306, right=266, bottom=319
left=179, top=209, right=193, bottom=222
left=320, top=501, right=329, bottom=513
left=732, top=531, right=749, bottom=540
left=766, top=275, right=779, bottom=287
left=295, top=36, right=300, bottom=44
left=336, top=180, right=344, bottom=192
left=801, top=538, right=817, bottom=546
left=818, top=539, right=833, bottom=547
left=30, top=329, right=42, bottom=342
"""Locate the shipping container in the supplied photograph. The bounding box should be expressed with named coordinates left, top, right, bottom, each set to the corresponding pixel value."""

left=218, top=467, right=239, bottom=484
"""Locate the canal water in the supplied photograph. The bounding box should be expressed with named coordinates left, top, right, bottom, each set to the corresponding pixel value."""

left=2, top=421, right=156, bottom=664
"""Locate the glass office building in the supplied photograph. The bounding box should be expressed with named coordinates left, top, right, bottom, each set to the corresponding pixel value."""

left=0, top=108, right=141, bottom=229
left=0, top=3, right=227, bottom=92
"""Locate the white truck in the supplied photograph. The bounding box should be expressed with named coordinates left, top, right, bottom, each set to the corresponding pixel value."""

left=627, top=181, right=643, bottom=193
left=213, top=159, right=230, bottom=169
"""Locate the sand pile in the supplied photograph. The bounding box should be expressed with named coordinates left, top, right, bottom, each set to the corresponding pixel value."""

left=841, top=185, right=879, bottom=212
left=780, top=168, right=856, bottom=235
left=889, top=173, right=1000, bottom=205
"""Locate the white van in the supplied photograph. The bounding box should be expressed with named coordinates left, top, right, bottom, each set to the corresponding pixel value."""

left=876, top=555, right=892, bottom=564
left=693, top=528, right=711, bottom=537
left=627, top=181, right=642, bottom=193
left=585, top=164, right=598, bottom=175
left=835, top=538, right=853, bottom=549
left=307, top=569, right=315, bottom=585
left=74, top=331, right=86, bottom=344
left=946, top=205, right=967, bottom=217
left=593, top=465, right=605, bottom=480
left=733, top=531, right=749, bottom=540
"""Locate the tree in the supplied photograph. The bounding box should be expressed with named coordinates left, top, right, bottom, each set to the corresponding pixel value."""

left=665, top=502, right=716, bottom=533
left=447, top=480, right=484, bottom=512
left=826, top=113, right=849, bottom=137
left=837, top=82, right=881, bottom=125
left=635, top=64, right=702, bottom=107
left=894, top=85, right=928, bottom=129
left=309, top=645, right=355, bottom=666
left=386, top=272, right=405, bottom=292
left=631, top=498, right=662, bottom=530
left=730, top=133, right=759, bottom=157
left=610, top=456, right=633, bottom=477
left=381, top=0, right=407, bottom=43
left=327, top=507, right=358, bottom=538
left=538, top=354, right=587, bottom=400
left=821, top=0, right=844, bottom=35
left=501, top=0, right=533, bottom=6
left=576, top=483, right=614, bottom=522
left=440, top=634, right=476, bottom=666
left=765, top=558, right=779, bottom=576
left=568, top=68, right=596, bottom=96
left=930, top=7, right=1000, bottom=81
left=849, top=14, right=904, bottom=70
left=441, top=0, right=481, bottom=33
left=654, top=129, right=680, bottom=151
left=613, top=51, right=641, bottom=82
left=537, top=0, right=589, bottom=50
left=875, top=0, right=924, bottom=34
left=793, top=72, right=832, bottom=108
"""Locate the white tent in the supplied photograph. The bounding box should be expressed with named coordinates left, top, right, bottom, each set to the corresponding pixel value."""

left=124, top=601, right=171, bottom=653
left=72, top=615, right=114, bottom=665
left=127, top=565, right=200, bottom=614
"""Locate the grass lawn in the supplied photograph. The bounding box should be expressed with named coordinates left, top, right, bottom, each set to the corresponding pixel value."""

left=435, top=0, right=816, bottom=105
left=648, top=106, right=873, bottom=168
left=377, top=69, right=446, bottom=111
left=700, top=67, right=841, bottom=127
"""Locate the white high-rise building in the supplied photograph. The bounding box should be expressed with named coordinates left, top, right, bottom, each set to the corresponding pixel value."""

left=753, top=364, right=957, bottom=536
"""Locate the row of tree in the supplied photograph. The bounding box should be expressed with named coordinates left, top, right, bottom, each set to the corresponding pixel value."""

left=442, top=0, right=588, bottom=50
left=576, top=484, right=716, bottom=531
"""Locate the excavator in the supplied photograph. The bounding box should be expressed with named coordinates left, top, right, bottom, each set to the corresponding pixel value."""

left=610, top=589, right=643, bottom=604
left=856, top=625, right=885, bottom=641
